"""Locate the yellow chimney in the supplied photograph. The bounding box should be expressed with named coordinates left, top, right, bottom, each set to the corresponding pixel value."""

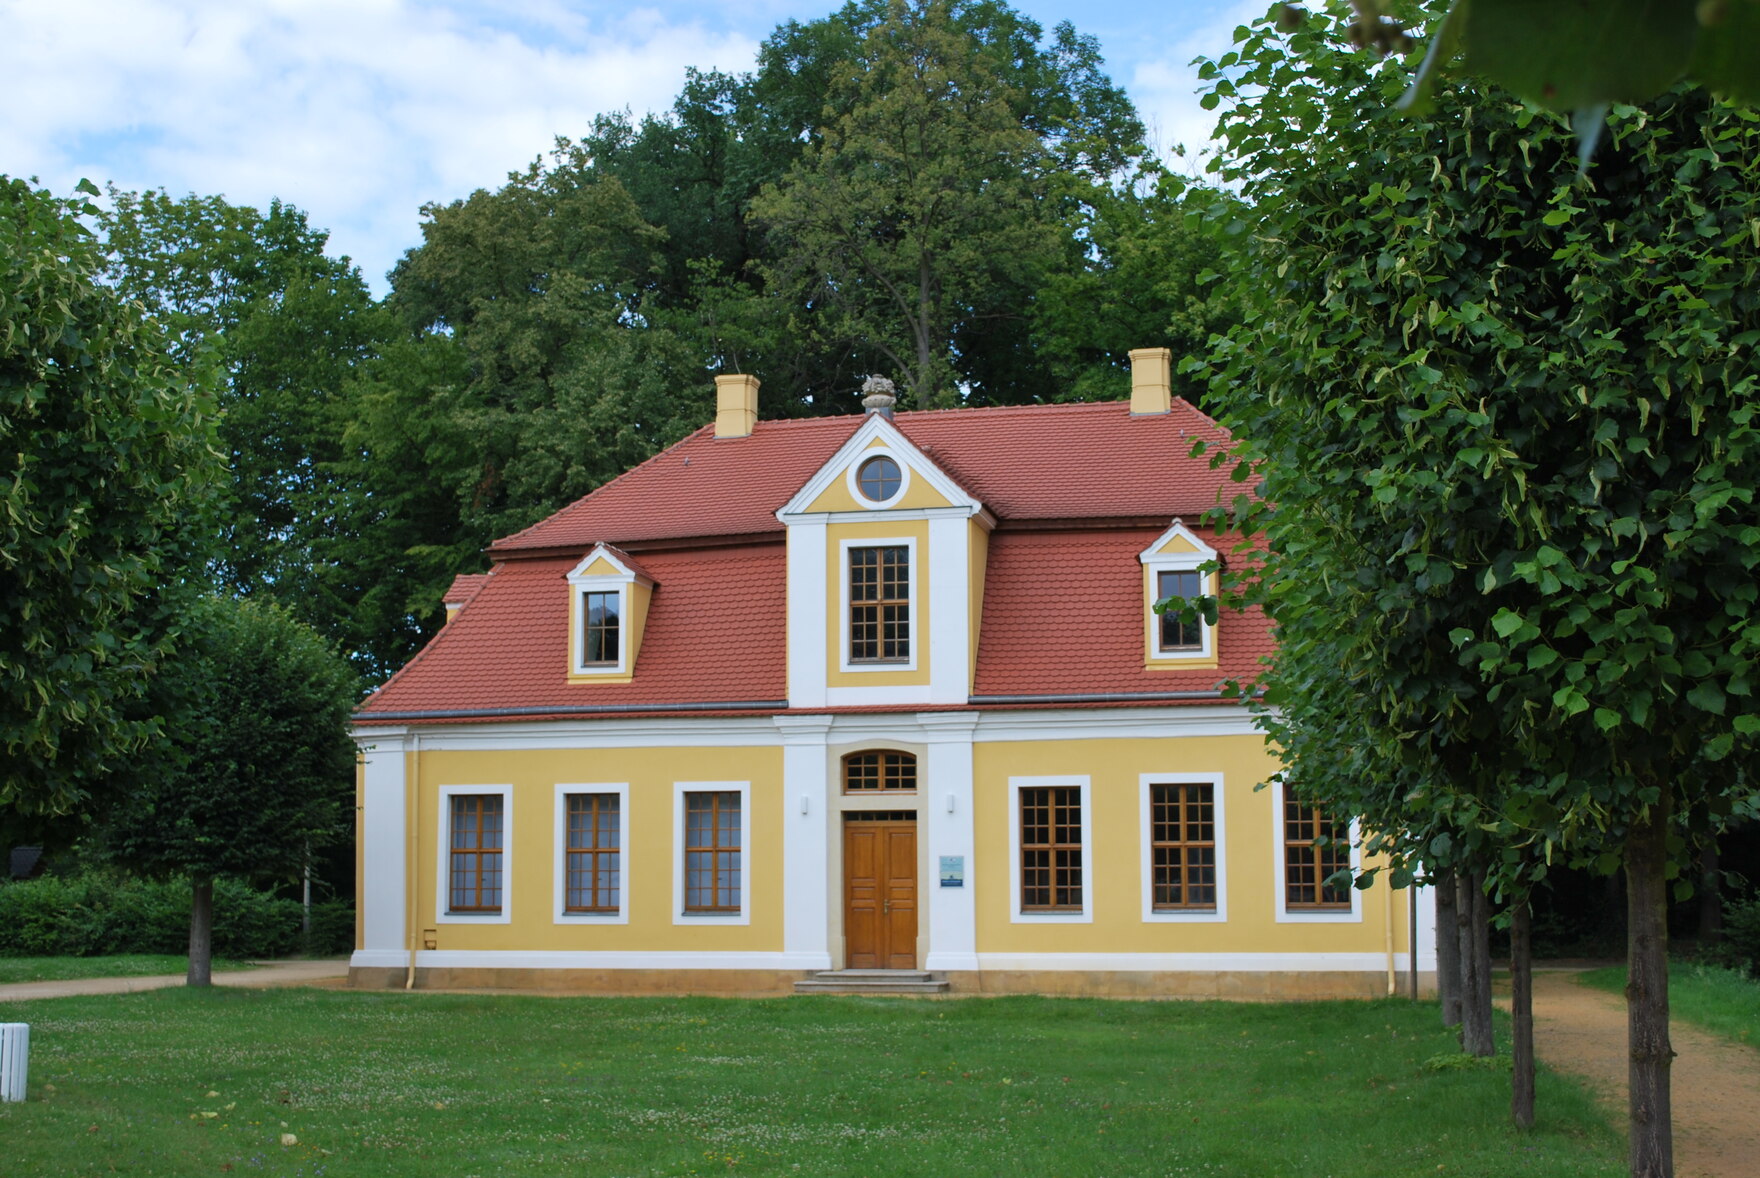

left=714, top=373, right=760, bottom=439
left=1129, top=347, right=1172, bottom=416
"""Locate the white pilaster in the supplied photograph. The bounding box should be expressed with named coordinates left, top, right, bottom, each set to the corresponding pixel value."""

left=920, top=712, right=979, bottom=972
left=776, top=714, right=834, bottom=969
left=786, top=520, right=829, bottom=709
left=354, top=731, right=408, bottom=958
left=927, top=514, right=970, bottom=704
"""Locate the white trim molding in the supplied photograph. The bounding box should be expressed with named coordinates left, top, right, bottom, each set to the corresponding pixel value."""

left=352, top=949, right=831, bottom=971
left=844, top=443, right=913, bottom=508
left=552, top=783, right=630, bottom=925
left=838, top=535, right=920, bottom=674
left=974, top=951, right=1413, bottom=973
left=777, top=411, right=983, bottom=522
left=435, top=783, right=514, bottom=925
left=1006, top=774, right=1093, bottom=924
left=1272, top=783, right=1363, bottom=924
left=672, top=781, right=752, bottom=926
left=1138, top=772, right=1228, bottom=924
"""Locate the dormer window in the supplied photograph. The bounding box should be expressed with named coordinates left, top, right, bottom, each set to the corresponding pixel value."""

left=1140, top=520, right=1218, bottom=666
left=566, top=545, right=654, bottom=681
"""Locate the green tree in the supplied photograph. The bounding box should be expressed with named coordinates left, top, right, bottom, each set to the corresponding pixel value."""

left=1, top=177, right=222, bottom=819
left=100, top=597, right=358, bottom=986
left=95, top=189, right=382, bottom=619
left=1189, top=6, right=1760, bottom=1172
left=752, top=0, right=1073, bottom=407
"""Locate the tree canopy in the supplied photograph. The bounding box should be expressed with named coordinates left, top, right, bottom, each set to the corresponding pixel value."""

left=1190, top=4, right=1760, bottom=1171
left=1, top=177, right=222, bottom=818
left=99, top=596, right=358, bottom=984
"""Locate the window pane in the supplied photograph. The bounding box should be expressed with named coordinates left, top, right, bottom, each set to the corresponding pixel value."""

left=1020, top=786, right=1082, bottom=912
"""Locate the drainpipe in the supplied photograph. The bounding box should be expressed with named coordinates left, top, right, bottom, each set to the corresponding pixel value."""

left=405, top=733, right=421, bottom=990
left=1384, top=873, right=1397, bottom=996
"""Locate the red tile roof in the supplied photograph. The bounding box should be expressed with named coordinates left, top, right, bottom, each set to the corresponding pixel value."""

left=442, top=573, right=491, bottom=607
left=972, top=527, right=1270, bottom=698
left=491, top=399, right=1235, bottom=554
left=361, top=543, right=787, bottom=717
left=359, top=398, right=1267, bottom=722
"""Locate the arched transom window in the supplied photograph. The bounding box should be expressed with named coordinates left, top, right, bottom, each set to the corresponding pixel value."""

left=843, top=750, right=917, bottom=793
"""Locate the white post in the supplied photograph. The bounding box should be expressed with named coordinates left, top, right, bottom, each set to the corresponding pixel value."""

left=0, top=1023, right=28, bottom=1102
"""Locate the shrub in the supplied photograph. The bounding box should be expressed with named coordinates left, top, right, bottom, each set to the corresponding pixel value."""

left=0, top=873, right=342, bottom=959
left=1721, top=891, right=1760, bottom=978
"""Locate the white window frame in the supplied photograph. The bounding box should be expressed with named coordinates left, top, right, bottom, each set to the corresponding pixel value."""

left=1272, top=784, right=1363, bottom=924
left=437, top=784, right=513, bottom=925
left=1007, top=775, right=1092, bottom=924
left=1139, top=520, right=1219, bottom=662
left=672, top=781, right=752, bottom=925
left=844, top=443, right=913, bottom=508
left=1139, top=772, right=1228, bottom=923
left=838, top=535, right=919, bottom=673
left=553, top=783, right=629, bottom=924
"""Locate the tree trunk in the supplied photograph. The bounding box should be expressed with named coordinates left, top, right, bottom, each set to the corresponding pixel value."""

left=1436, top=867, right=1462, bottom=1028
left=1510, top=891, right=1535, bottom=1130
left=1698, top=839, right=1721, bottom=946
left=187, top=874, right=214, bottom=987
left=1626, top=805, right=1674, bottom=1178
left=1457, top=865, right=1495, bottom=1056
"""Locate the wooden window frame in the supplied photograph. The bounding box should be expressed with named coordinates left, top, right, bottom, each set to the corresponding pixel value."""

left=1149, top=781, right=1218, bottom=912
left=563, top=792, right=620, bottom=913
left=1156, top=570, right=1205, bottom=652
left=674, top=782, right=749, bottom=922
left=579, top=590, right=621, bottom=667
left=1009, top=778, right=1090, bottom=920
left=553, top=784, right=628, bottom=924
left=438, top=785, right=512, bottom=923
left=842, top=750, right=918, bottom=793
left=847, top=544, right=912, bottom=665
left=1281, top=791, right=1353, bottom=913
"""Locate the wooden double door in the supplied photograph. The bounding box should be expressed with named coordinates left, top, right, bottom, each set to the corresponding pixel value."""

left=843, top=813, right=918, bottom=969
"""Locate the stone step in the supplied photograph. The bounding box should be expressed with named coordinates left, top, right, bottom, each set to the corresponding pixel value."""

left=792, top=969, right=950, bottom=996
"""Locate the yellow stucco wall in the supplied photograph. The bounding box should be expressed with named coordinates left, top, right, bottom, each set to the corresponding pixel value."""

left=802, top=447, right=954, bottom=514
left=410, top=744, right=784, bottom=953
left=971, top=735, right=1408, bottom=956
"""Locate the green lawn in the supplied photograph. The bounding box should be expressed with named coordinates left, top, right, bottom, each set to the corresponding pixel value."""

left=0, top=989, right=1620, bottom=1177
left=1579, top=960, right=1759, bottom=1050
left=0, top=955, right=252, bottom=985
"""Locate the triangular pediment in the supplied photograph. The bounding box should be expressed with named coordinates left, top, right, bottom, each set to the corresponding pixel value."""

left=778, top=413, right=983, bottom=519
left=566, top=544, right=654, bottom=586
left=1138, top=519, right=1218, bottom=566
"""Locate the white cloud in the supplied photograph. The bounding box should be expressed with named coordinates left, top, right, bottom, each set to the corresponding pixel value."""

left=1123, top=0, right=1265, bottom=176
left=1, top=0, right=760, bottom=287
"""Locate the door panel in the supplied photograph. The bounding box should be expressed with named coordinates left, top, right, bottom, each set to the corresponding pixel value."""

left=843, top=820, right=917, bottom=968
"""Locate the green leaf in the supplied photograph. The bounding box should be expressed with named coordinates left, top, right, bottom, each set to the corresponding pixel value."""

left=1689, top=0, right=1760, bottom=102
left=1491, top=609, right=1525, bottom=638
left=1686, top=680, right=1728, bottom=715
left=1461, top=0, right=1697, bottom=111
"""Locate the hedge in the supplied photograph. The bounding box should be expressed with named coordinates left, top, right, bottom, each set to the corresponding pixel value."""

left=0, top=874, right=353, bottom=958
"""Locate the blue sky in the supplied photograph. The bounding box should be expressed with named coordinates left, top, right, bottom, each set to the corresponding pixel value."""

left=3, top=0, right=1263, bottom=292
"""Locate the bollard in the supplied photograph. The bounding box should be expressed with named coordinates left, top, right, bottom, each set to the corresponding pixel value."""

left=0, top=1023, right=27, bottom=1102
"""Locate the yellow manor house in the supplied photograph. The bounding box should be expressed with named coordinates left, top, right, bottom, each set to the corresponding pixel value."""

left=350, top=351, right=1439, bottom=997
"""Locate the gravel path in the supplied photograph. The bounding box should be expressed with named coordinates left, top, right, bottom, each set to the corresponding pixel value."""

left=1521, top=970, right=1760, bottom=1178
left=0, top=958, right=348, bottom=1002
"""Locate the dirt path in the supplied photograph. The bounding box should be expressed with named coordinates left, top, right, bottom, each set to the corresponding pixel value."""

left=1517, top=970, right=1760, bottom=1178
left=0, top=958, right=348, bottom=1002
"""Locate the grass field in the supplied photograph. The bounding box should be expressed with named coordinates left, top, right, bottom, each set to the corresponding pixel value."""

left=0, top=988, right=1621, bottom=1177
left=0, top=955, right=252, bottom=985
left=1579, top=959, right=1759, bottom=1050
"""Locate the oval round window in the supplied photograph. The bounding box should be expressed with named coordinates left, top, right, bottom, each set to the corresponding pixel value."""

left=856, top=455, right=902, bottom=502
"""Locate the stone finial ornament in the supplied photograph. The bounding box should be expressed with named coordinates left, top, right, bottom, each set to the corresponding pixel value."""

left=861, top=375, right=897, bottom=416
